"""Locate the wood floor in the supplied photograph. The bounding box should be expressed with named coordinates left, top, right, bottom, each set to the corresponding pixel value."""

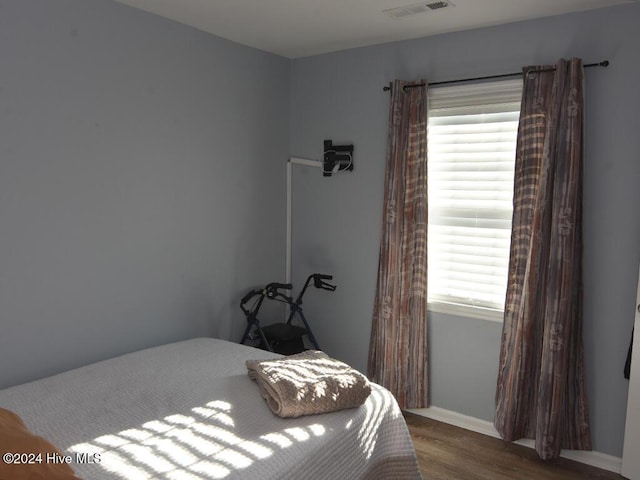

left=403, top=412, right=627, bottom=480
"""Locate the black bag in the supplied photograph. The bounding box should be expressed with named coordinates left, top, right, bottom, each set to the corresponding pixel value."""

left=261, top=323, right=307, bottom=355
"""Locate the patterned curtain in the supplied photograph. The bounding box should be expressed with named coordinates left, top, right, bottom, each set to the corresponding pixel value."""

left=368, top=80, right=429, bottom=409
left=495, top=58, right=591, bottom=459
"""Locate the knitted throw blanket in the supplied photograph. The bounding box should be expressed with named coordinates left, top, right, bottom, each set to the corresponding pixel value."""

left=246, top=350, right=371, bottom=418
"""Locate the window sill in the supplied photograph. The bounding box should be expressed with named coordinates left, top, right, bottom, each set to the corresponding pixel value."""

left=427, top=300, right=504, bottom=323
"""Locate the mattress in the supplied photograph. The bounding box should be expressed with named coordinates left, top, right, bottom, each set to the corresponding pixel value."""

left=0, top=338, right=421, bottom=479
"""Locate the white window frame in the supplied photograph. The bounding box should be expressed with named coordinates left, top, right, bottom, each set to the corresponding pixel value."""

left=426, top=79, right=523, bottom=323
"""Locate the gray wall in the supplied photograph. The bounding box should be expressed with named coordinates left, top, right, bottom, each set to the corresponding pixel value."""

left=289, top=4, right=640, bottom=457
left=0, top=0, right=289, bottom=388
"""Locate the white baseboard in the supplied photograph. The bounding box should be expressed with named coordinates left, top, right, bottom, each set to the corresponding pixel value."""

left=407, top=406, right=622, bottom=475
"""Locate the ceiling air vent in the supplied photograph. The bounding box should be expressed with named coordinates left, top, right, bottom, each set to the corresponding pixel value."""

left=426, top=1, right=451, bottom=9
left=383, top=0, right=455, bottom=18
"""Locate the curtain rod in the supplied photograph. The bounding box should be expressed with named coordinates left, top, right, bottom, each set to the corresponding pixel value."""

left=382, top=60, right=609, bottom=92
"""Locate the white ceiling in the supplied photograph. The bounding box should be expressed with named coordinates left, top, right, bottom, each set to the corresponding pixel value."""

left=112, top=0, right=634, bottom=58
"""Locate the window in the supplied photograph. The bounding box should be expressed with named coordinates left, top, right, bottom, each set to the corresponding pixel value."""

left=427, top=79, right=522, bottom=321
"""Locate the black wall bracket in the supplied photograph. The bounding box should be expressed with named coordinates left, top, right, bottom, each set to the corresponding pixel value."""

left=323, top=140, right=354, bottom=177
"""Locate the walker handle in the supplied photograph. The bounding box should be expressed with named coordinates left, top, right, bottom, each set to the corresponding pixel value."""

left=265, top=282, right=293, bottom=299
left=313, top=274, right=336, bottom=291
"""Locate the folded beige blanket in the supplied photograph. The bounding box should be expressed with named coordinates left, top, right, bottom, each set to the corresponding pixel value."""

left=246, top=350, right=371, bottom=418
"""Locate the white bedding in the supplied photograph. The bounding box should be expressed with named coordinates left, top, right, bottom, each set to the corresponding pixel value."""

left=0, top=338, right=421, bottom=480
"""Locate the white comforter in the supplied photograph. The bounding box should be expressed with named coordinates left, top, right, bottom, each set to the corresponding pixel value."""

left=0, top=338, right=421, bottom=480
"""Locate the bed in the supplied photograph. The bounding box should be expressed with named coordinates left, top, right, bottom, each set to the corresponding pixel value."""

left=0, top=338, right=422, bottom=479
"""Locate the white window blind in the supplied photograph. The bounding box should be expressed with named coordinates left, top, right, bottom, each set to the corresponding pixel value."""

left=427, top=79, right=522, bottom=317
